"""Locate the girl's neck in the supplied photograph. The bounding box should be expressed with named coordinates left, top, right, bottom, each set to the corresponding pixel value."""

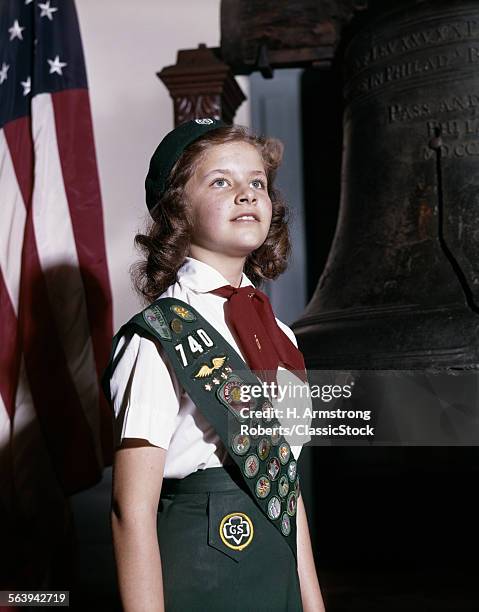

left=188, top=248, right=246, bottom=288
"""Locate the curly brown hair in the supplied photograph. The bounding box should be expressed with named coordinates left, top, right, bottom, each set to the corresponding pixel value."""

left=132, top=124, right=291, bottom=302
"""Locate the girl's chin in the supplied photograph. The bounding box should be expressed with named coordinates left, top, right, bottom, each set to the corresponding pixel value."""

left=229, top=232, right=267, bottom=249
left=232, top=245, right=266, bottom=258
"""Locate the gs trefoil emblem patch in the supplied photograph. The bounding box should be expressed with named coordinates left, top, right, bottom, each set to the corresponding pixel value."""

left=219, top=512, right=254, bottom=550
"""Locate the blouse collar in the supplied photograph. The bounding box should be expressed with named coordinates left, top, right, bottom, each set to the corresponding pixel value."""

left=177, top=256, right=254, bottom=293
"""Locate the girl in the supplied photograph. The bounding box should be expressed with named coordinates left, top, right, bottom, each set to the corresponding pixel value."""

left=105, top=119, right=326, bottom=611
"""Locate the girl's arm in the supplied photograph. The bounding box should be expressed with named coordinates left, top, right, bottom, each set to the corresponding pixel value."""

left=297, top=493, right=327, bottom=611
left=111, top=439, right=167, bottom=612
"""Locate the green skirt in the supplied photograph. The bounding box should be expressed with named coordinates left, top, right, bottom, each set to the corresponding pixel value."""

left=158, top=465, right=303, bottom=612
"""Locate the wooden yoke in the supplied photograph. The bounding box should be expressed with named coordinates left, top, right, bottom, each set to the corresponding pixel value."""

left=158, top=44, right=246, bottom=125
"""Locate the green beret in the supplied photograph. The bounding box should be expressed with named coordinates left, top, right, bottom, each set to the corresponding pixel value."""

left=145, top=118, right=226, bottom=215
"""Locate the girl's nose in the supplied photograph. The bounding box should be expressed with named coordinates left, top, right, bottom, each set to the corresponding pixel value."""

left=234, top=187, right=256, bottom=205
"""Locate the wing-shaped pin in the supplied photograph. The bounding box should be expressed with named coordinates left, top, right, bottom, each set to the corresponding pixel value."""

left=194, top=355, right=227, bottom=378
left=211, top=356, right=227, bottom=369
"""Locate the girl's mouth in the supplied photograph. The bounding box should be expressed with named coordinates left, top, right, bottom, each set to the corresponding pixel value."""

left=232, top=214, right=259, bottom=222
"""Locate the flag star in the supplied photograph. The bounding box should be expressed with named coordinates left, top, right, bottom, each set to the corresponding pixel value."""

left=38, top=1, right=58, bottom=20
left=21, top=76, right=31, bottom=96
left=47, top=55, right=67, bottom=75
left=0, top=62, right=9, bottom=84
left=8, top=19, right=25, bottom=41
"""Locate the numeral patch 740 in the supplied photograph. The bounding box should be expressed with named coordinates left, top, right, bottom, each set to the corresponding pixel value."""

left=174, top=328, right=214, bottom=367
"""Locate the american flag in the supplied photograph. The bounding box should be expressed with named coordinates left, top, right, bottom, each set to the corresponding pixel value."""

left=1, top=0, right=113, bottom=587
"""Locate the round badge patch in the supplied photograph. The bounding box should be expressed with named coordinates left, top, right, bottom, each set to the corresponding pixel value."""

left=170, top=318, right=183, bottom=333
left=267, top=457, right=281, bottom=481
left=271, top=430, right=281, bottom=445
left=219, top=512, right=254, bottom=551
left=257, top=438, right=271, bottom=461
left=287, top=460, right=297, bottom=482
left=294, top=475, right=300, bottom=497
left=231, top=433, right=250, bottom=456
left=169, top=304, right=196, bottom=321
left=262, top=399, right=274, bottom=422
left=255, top=475, right=271, bottom=499
left=249, top=417, right=261, bottom=438
left=278, top=442, right=291, bottom=465
left=267, top=496, right=282, bottom=520
left=281, top=512, right=291, bottom=536
left=218, top=375, right=250, bottom=421
left=287, top=491, right=297, bottom=516
left=243, top=453, right=260, bottom=478
left=278, top=474, right=289, bottom=498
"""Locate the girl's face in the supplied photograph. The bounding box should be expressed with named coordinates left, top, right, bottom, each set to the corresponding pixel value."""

left=185, top=141, right=273, bottom=259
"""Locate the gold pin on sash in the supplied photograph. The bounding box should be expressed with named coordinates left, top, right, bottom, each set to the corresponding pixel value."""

left=194, top=356, right=227, bottom=378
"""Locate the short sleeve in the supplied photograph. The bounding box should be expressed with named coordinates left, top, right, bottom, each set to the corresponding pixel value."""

left=109, top=330, right=181, bottom=450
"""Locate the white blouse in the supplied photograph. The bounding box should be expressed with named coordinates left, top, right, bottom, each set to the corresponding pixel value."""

left=109, top=256, right=305, bottom=479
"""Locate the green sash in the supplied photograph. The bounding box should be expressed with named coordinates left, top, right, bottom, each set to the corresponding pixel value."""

left=103, top=297, right=300, bottom=561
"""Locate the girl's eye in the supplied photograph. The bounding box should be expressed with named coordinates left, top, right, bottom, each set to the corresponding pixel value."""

left=212, top=178, right=228, bottom=187
left=251, top=179, right=265, bottom=189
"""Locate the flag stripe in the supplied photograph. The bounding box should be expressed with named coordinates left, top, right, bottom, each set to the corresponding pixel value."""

left=52, top=89, right=113, bottom=376
left=0, top=130, right=24, bottom=418
left=2, top=118, right=33, bottom=209
left=4, top=116, right=101, bottom=493
left=0, top=130, right=27, bottom=312
left=30, top=93, right=102, bottom=464
left=0, top=272, right=19, bottom=420
left=2, top=111, right=98, bottom=490
left=52, top=89, right=113, bottom=464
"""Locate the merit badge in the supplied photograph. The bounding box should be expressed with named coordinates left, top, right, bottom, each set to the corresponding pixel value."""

left=249, top=417, right=261, bottom=439
left=257, top=438, right=271, bottom=461
left=294, top=475, right=300, bottom=497
left=243, top=454, right=260, bottom=478
left=278, top=475, right=289, bottom=498
left=262, top=399, right=274, bottom=422
left=143, top=306, right=172, bottom=340
left=194, top=355, right=227, bottom=378
left=271, top=429, right=281, bottom=445
left=255, top=475, right=271, bottom=499
left=170, top=304, right=196, bottom=321
left=267, top=457, right=281, bottom=481
left=267, top=496, right=281, bottom=520
left=217, top=374, right=250, bottom=421
left=231, top=433, right=251, bottom=456
left=287, top=460, right=297, bottom=482
left=287, top=491, right=297, bottom=516
left=219, top=512, right=254, bottom=551
left=281, top=512, right=291, bottom=536
left=278, top=442, right=291, bottom=465
left=170, top=318, right=183, bottom=334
